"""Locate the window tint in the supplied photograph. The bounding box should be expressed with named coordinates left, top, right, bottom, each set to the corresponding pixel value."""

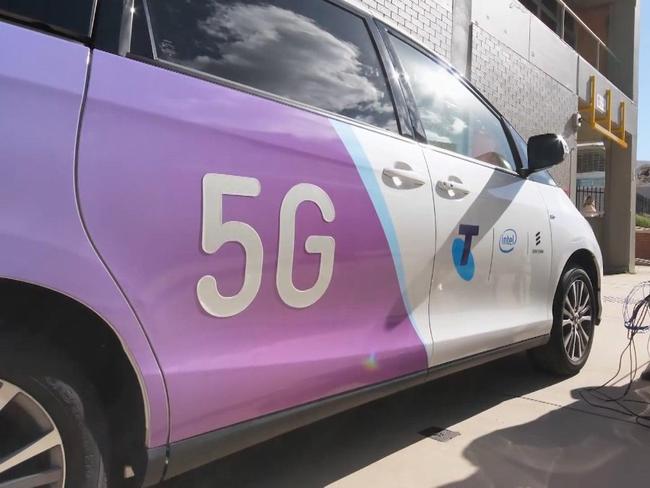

left=390, top=35, right=515, bottom=171
left=145, top=0, right=398, bottom=132
left=0, top=0, right=95, bottom=37
left=508, top=123, right=528, bottom=167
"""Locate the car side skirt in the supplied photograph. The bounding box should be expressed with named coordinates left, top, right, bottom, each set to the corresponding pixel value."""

left=143, top=334, right=549, bottom=484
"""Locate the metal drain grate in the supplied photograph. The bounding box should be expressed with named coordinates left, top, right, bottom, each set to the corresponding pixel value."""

left=419, top=426, right=460, bottom=442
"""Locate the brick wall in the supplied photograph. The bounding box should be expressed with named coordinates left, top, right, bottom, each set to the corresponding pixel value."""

left=470, top=24, right=579, bottom=191
left=636, top=230, right=650, bottom=260
left=350, top=0, right=453, bottom=60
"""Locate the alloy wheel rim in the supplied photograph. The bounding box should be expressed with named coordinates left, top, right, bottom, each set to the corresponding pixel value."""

left=0, top=379, right=65, bottom=487
left=562, top=278, right=592, bottom=364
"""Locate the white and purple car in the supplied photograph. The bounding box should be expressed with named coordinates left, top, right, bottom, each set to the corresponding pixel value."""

left=0, top=1, right=602, bottom=486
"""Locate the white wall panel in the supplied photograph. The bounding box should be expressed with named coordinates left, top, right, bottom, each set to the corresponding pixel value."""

left=529, top=16, right=578, bottom=91
left=471, top=0, right=530, bottom=60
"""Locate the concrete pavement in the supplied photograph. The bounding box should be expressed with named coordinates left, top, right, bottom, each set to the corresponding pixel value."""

left=158, top=268, right=650, bottom=487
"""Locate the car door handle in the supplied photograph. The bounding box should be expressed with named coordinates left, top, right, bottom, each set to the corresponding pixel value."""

left=382, top=167, right=427, bottom=189
left=436, top=179, right=471, bottom=197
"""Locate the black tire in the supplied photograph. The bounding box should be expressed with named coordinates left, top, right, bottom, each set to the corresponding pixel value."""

left=0, top=337, right=109, bottom=488
left=528, top=267, right=596, bottom=376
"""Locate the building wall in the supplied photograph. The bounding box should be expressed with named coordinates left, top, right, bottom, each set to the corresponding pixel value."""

left=352, top=0, right=453, bottom=59
left=635, top=230, right=650, bottom=260
left=469, top=24, right=579, bottom=193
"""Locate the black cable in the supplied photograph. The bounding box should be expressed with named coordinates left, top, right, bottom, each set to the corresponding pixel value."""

left=575, top=289, right=650, bottom=429
left=577, top=340, right=650, bottom=429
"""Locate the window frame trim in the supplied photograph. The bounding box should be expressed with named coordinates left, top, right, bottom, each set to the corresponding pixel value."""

left=505, top=121, right=530, bottom=168
left=120, top=0, right=414, bottom=140
left=376, top=20, right=526, bottom=177
left=365, top=17, right=415, bottom=139
left=127, top=52, right=419, bottom=146
left=373, top=20, right=428, bottom=144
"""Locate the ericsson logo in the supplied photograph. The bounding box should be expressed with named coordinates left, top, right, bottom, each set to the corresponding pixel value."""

left=499, top=229, right=517, bottom=253
left=452, top=224, right=479, bottom=281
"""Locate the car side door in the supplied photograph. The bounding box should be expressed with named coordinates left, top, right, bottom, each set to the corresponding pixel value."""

left=78, top=0, right=436, bottom=444
left=385, top=31, right=553, bottom=365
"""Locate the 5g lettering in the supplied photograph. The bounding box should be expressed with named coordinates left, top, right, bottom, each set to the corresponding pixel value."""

left=197, top=173, right=336, bottom=318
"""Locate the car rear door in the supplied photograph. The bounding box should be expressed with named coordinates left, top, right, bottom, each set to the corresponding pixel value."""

left=386, top=31, right=553, bottom=365
left=78, top=0, right=435, bottom=443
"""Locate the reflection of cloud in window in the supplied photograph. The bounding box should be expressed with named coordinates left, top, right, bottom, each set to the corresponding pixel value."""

left=407, top=64, right=467, bottom=146
left=164, top=2, right=394, bottom=127
left=450, top=117, right=467, bottom=135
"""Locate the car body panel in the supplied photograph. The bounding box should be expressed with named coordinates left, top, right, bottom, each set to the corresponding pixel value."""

left=333, top=122, right=437, bottom=364
left=0, top=22, right=169, bottom=447
left=536, top=185, right=604, bottom=305
left=77, top=51, right=432, bottom=442
left=0, top=0, right=605, bottom=468
left=424, top=147, right=553, bottom=364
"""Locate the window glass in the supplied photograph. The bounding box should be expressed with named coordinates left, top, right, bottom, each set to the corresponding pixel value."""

left=391, top=35, right=515, bottom=171
left=508, top=123, right=529, bottom=167
left=0, top=0, right=95, bottom=37
left=146, top=0, right=398, bottom=132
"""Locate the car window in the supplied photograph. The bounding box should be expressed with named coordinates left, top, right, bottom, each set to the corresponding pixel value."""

left=144, top=0, right=399, bottom=133
left=0, top=0, right=95, bottom=37
left=507, top=122, right=529, bottom=167
left=390, top=35, right=515, bottom=171
left=507, top=122, right=557, bottom=186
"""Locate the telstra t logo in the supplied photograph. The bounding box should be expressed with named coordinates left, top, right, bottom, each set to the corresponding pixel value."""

left=452, top=224, right=479, bottom=281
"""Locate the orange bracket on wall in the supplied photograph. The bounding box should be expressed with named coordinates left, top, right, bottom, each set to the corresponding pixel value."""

left=579, top=75, right=628, bottom=149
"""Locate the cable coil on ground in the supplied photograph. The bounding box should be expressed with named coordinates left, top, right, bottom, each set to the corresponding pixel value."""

left=577, top=282, right=650, bottom=428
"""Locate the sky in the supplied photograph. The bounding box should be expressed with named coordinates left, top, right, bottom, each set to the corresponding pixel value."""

left=639, top=2, right=650, bottom=162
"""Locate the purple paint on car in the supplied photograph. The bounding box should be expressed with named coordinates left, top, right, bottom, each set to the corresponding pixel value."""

left=0, top=22, right=169, bottom=448
left=78, top=51, right=428, bottom=442
left=0, top=0, right=602, bottom=485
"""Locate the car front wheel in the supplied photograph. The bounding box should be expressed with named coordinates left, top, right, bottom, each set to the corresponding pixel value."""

left=529, top=267, right=596, bottom=376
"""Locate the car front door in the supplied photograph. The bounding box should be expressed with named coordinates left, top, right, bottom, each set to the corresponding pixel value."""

left=387, top=32, right=553, bottom=365
left=78, top=0, right=435, bottom=443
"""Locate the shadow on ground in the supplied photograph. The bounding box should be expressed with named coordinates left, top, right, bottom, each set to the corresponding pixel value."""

left=158, top=353, right=571, bottom=488
left=441, top=377, right=650, bottom=488
left=157, top=353, right=650, bottom=487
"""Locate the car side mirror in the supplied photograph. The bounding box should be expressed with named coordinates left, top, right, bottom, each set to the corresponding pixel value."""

left=526, top=134, right=568, bottom=175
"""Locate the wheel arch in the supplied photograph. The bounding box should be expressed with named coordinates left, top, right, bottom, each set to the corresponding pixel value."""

left=563, top=249, right=602, bottom=325
left=0, top=277, right=151, bottom=480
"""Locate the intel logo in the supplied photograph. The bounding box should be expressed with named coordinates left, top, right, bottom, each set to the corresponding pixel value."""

left=499, top=229, right=517, bottom=253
